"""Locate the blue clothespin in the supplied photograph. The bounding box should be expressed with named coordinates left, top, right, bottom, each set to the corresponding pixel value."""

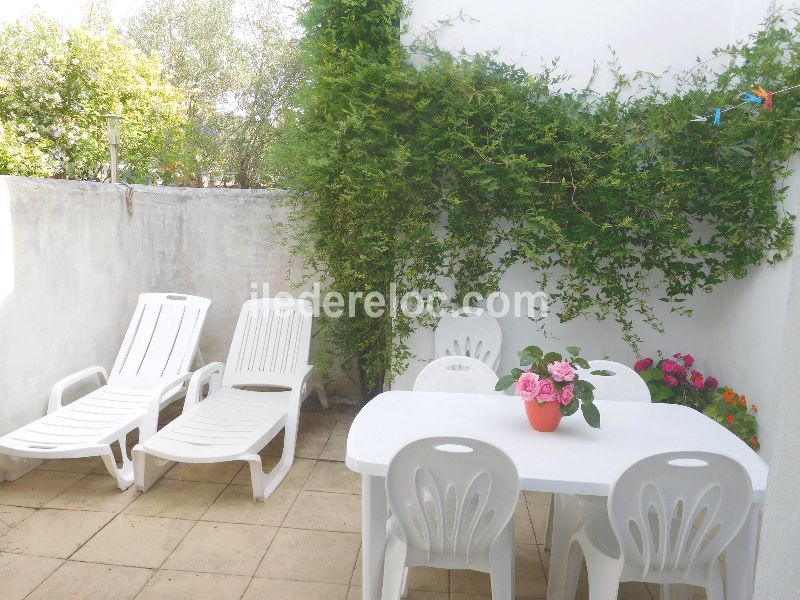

left=742, top=92, right=763, bottom=104
left=713, top=108, right=721, bottom=126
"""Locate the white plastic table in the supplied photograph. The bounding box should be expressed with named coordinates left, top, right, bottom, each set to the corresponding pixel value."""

left=346, top=391, right=768, bottom=600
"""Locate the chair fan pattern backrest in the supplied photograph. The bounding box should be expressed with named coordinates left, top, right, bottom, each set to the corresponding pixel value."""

left=579, top=360, right=651, bottom=403
left=222, top=298, right=313, bottom=389
left=386, top=437, right=519, bottom=567
left=608, top=452, right=752, bottom=581
left=109, top=293, right=211, bottom=389
left=434, top=308, right=502, bottom=371
left=413, top=356, right=499, bottom=394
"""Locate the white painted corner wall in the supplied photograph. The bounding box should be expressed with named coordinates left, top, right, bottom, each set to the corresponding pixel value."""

left=399, top=0, right=792, bottom=460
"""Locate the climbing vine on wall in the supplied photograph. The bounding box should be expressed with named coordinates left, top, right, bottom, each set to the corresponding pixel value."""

left=275, top=0, right=799, bottom=399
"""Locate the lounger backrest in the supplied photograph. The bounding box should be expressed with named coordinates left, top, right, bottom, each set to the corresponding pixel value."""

left=222, top=298, right=313, bottom=389
left=109, top=293, right=211, bottom=389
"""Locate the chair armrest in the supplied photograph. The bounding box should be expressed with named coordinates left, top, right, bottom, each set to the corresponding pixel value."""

left=138, top=372, right=194, bottom=441
left=183, top=362, right=225, bottom=413
left=48, top=366, right=108, bottom=414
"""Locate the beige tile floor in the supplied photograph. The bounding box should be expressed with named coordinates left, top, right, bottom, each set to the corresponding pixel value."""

left=0, top=400, right=701, bottom=600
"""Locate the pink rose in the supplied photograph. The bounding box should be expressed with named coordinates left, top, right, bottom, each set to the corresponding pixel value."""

left=560, top=383, right=575, bottom=406
left=537, top=378, right=559, bottom=403
left=547, top=360, right=575, bottom=382
left=683, top=354, right=695, bottom=367
left=705, top=376, right=718, bottom=390
left=663, top=374, right=678, bottom=388
left=516, top=371, right=541, bottom=401
left=634, top=357, right=653, bottom=372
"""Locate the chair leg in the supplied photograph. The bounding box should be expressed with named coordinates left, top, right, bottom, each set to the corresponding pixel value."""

left=662, top=584, right=692, bottom=600
left=488, top=524, right=515, bottom=600
left=584, top=554, right=622, bottom=600
left=705, top=564, right=725, bottom=600
left=545, top=495, right=554, bottom=550
left=245, top=412, right=300, bottom=501
left=400, top=566, right=409, bottom=598
left=132, top=446, right=173, bottom=492
left=381, top=536, right=408, bottom=600
left=564, top=541, right=584, bottom=600
left=101, top=445, right=134, bottom=491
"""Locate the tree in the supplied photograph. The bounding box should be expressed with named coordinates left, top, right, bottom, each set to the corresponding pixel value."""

left=0, top=15, right=194, bottom=182
left=126, top=0, right=303, bottom=187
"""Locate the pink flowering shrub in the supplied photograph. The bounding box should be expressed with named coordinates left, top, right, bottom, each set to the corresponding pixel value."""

left=498, top=345, right=600, bottom=428
left=633, top=352, right=718, bottom=412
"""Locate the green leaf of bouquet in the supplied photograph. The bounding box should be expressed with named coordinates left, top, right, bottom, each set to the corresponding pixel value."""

left=519, top=354, right=534, bottom=366
left=566, top=346, right=581, bottom=357
left=573, top=357, right=590, bottom=369
left=521, top=346, right=543, bottom=358
left=543, top=351, right=563, bottom=364
left=581, top=402, right=601, bottom=428
left=561, top=399, right=579, bottom=416
left=511, top=368, right=523, bottom=378
left=590, top=369, right=614, bottom=376
left=495, top=374, right=516, bottom=391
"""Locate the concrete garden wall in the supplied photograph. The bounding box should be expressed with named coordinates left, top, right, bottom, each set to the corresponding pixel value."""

left=0, top=176, right=323, bottom=477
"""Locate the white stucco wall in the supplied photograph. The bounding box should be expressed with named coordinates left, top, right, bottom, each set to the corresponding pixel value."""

left=0, top=176, right=299, bottom=446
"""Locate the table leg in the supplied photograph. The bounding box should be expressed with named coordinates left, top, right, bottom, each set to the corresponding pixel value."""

left=725, top=504, right=760, bottom=600
left=362, top=474, right=388, bottom=600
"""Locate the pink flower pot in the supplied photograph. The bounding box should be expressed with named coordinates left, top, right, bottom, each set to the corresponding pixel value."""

left=524, top=399, right=562, bottom=432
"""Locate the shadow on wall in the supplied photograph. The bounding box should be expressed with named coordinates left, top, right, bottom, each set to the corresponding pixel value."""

left=0, top=178, right=13, bottom=305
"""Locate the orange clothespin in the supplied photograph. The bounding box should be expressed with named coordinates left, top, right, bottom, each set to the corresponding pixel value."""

left=753, top=86, right=774, bottom=112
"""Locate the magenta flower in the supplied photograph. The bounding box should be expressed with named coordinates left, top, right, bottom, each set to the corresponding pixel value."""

left=705, top=376, right=718, bottom=390
left=663, top=374, right=679, bottom=388
left=548, top=360, right=576, bottom=382
left=683, top=354, right=695, bottom=367
left=634, top=357, right=653, bottom=372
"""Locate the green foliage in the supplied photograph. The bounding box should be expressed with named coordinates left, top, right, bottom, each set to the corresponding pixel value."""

left=276, top=1, right=800, bottom=398
left=127, top=0, right=303, bottom=187
left=706, top=388, right=760, bottom=450
left=0, top=16, right=192, bottom=182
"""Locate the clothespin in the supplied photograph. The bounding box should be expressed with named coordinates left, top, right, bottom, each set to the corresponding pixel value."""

left=713, top=108, right=721, bottom=126
left=690, top=114, right=708, bottom=122
left=741, top=92, right=763, bottom=104
left=753, top=86, right=774, bottom=112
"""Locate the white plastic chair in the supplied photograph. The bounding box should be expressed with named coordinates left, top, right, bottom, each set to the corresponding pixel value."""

left=545, top=359, right=651, bottom=551
left=434, top=308, right=502, bottom=370
left=578, top=360, right=651, bottom=403
left=382, top=437, right=519, bottom=600
left=0, top=293, right=210, bottom=490
left=133, top=298, right=324, bottom=501
left=552, top=451, right=752, bottom=600
left=413, top=356, right=499, bottom=394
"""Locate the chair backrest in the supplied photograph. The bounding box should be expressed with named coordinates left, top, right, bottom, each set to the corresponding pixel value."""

left=109, top=293, right=211, bottom=389
left=434, top=308, right=502, bottom=370
left=221, top=297, right=313, bottom=389
left=413, top=356, right=499, bottom=394
left=608, top=451, right=752, bottom=582
left=386, top=436, right=519, bottom=569
left=579, top=359, right=650, bottom=402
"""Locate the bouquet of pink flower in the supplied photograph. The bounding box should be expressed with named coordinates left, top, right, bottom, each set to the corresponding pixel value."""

left=496, top=345, right=600, bottom=428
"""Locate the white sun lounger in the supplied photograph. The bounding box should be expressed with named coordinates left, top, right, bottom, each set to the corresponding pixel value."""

left=0, top=293, right=211, bottom=490
left=133, top=297, right=325, bottom=501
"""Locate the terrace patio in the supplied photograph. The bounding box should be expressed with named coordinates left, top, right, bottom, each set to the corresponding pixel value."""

left=2, top=0, right=800, bottom=599
left=1, top=398, right=668, bottom=600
